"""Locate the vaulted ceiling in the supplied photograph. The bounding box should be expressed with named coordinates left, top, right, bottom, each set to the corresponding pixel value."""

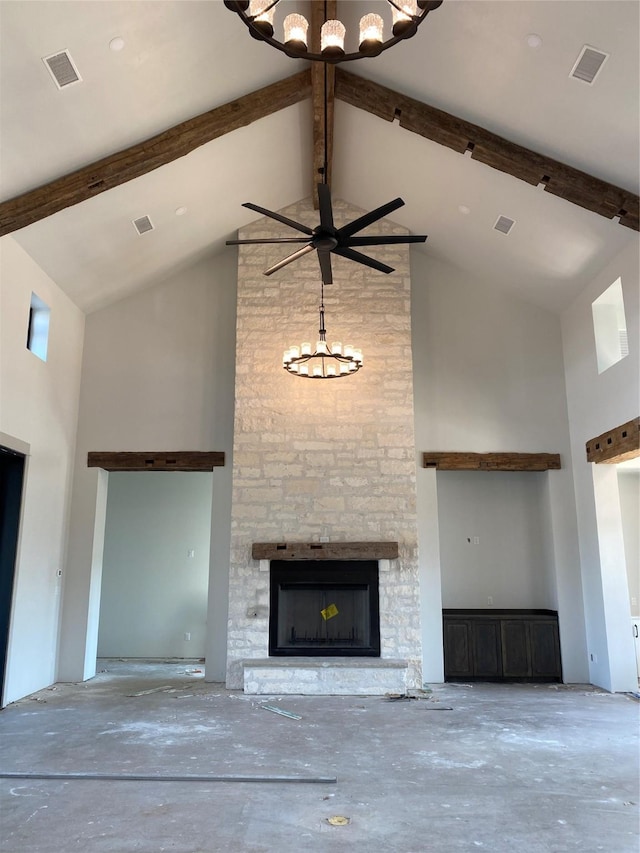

left=1, top=0, right=638, bottom=314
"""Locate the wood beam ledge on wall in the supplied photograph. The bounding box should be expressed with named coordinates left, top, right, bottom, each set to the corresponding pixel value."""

left=87, top=451, right=225, bottom=472
left=586, top=417, right=640, bottom=464
left=422, top=452, right=561, bottom=472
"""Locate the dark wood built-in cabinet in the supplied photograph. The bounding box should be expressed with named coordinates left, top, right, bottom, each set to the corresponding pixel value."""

left=443, top=609, right=562, bottom=682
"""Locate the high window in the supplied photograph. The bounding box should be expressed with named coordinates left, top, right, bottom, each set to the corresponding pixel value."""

left=26, top=292, right=50, bottom=362
left=592, top=277, right=628, bottom=374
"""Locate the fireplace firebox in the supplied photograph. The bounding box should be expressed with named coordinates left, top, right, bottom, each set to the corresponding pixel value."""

left=269, top=560, right=380, bottom=657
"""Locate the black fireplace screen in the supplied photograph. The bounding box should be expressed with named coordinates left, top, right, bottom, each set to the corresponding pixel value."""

left=269, top=561, right=380, bottom=656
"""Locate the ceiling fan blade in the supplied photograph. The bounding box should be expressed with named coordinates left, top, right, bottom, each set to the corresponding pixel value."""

left=317, top=249, right=333, bottom=285
left=345, top=235, right=428, bottom=247
left=317, top=183, right=334, bottom=232
left=333, top=247, right=395, bottom=275
left=338, top=198, right=405, bottom=238
left=263, top=244, right=315, bottom=276
left=242, top=203, right=314, bottom=236
left=226, top=237, right=312, bottom=245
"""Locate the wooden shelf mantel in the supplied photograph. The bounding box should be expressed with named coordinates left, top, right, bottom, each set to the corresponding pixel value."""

left=251, top=542, right=399, bottom=561
left=422, top=452, right=561, bottom=472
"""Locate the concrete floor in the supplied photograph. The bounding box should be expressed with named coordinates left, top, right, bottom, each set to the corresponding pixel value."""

left=0, top=661, right=638, bottom=853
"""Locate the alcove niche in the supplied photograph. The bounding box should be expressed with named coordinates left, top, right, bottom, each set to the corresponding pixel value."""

left=437, top=470, right=556, bottom=612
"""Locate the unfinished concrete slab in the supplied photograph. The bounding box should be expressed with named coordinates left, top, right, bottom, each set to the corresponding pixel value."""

left=0, top=661, right=638, bottom=853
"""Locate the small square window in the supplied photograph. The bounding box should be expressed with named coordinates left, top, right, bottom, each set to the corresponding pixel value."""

left=592, top=277, right=628, bottom=374
left=26, top=293, right=50, bottom=362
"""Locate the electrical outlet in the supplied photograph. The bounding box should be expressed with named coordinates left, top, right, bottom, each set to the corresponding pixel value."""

left=487, top=596, right=493, bottom=606
left=473, top=536, right=480, bottom=545
left=632, top=597, right=638, bottom=607
left=184, top=632, right=191, bottom=641
left=187, top=549, right=195, bottom=558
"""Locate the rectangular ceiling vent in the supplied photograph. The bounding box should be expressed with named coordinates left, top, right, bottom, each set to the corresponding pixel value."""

left=132, top=216, right=154, bottom=236
left=493, top=215, right=516, bottom=235
left=570, top=46, right=609, bottom=85
left=42, top=50, right=82, bottom=89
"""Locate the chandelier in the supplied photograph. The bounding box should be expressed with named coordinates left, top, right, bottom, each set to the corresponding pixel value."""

left=283, top=282, right=362, bottom=378
left=224, top=1, right=443, bottom=64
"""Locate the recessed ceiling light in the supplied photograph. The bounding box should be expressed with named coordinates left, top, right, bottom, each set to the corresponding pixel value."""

left=109, top=37, right=125, bottom=52
left=458, top=205, right=471, bottom=215
left=175, top=207, right=187, bottom=216
left=526, top=33, right=543, bottom=49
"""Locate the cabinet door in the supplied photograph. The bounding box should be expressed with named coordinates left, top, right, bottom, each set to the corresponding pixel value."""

left=472, top=620, right=501, bottom=677
left=501, top=620, right=531, bottom=677
left=443, top=621, right=473, bottom=677
left=529, top=620, right=561, bottom=677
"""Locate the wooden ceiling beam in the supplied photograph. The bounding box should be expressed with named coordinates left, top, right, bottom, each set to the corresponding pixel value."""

left=335, top=69, right=639, bottom=231
left=310, top=1, right=336, bottom=207
left=0, top=71, right=311, bottom=237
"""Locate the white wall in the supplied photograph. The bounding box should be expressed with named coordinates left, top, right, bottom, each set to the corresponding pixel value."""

left=98, top=472, right=212, bottom=658
left=618, top=471, right=639, bottom=617
left=561, top=237, right=640, bottom=692
left=412, top=253, right=587, bottom=682
left=0, top=237, right=84, bottom=705
left=438, top=471, right=555, bottom=610
left=59, top=250, right=237, bottom=683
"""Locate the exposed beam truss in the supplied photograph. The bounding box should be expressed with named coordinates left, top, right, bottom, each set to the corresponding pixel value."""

left=0, top=71, right=311, bottom=237
left=1, top=67, right=637, bottom=235
left=335, top=69, right=639, bottom=231
left=310, top=1, right=336, bottom=206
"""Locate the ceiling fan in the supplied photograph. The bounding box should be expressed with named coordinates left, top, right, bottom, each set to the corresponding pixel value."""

left=226, top=183, right=428, bottom=285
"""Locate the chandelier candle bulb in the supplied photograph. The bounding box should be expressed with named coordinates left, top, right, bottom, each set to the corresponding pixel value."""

left=248, top=0, right=275, bottom=37
left=359, top=13, right=384, bottom=55
left=391, top=0, right=419, bottom=37
left=301, top=342, right=311, bottom=356
left=283, top=13, right=308, bottom=50
left=331, top=342, right=342, bottom=355
left=321, top=20, right=346, bottom=59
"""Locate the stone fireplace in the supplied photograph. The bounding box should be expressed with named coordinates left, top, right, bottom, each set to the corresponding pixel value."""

left=226, top=197, right=422, bottom=694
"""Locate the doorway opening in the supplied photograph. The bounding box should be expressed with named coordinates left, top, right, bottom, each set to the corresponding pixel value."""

left=96, top=471, right=213, bottom=681
left=0, top=446, right=26, bottom=704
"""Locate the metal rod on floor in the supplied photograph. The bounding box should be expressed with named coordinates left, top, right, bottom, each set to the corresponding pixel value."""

left=0, top=771, right=337, bottom=784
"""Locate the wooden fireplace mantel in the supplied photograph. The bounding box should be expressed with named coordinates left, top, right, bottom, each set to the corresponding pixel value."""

left=251, top=542, right=399, bottom=561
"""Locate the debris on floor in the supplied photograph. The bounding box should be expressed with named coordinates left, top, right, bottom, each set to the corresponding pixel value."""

left=260, top=704, right=302, bottom=720
left=127, top=685, right=173, bottom=697
left=327, top=815, right=350, bottom=826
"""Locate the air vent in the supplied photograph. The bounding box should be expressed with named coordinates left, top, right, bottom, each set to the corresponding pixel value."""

left=570, top=46, right=609, bottom=85
left=132, top=216, right=154, bottom=236
left=493, top=215, right=516, bottom=235
left=42, top=50, right=82, bottom=89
